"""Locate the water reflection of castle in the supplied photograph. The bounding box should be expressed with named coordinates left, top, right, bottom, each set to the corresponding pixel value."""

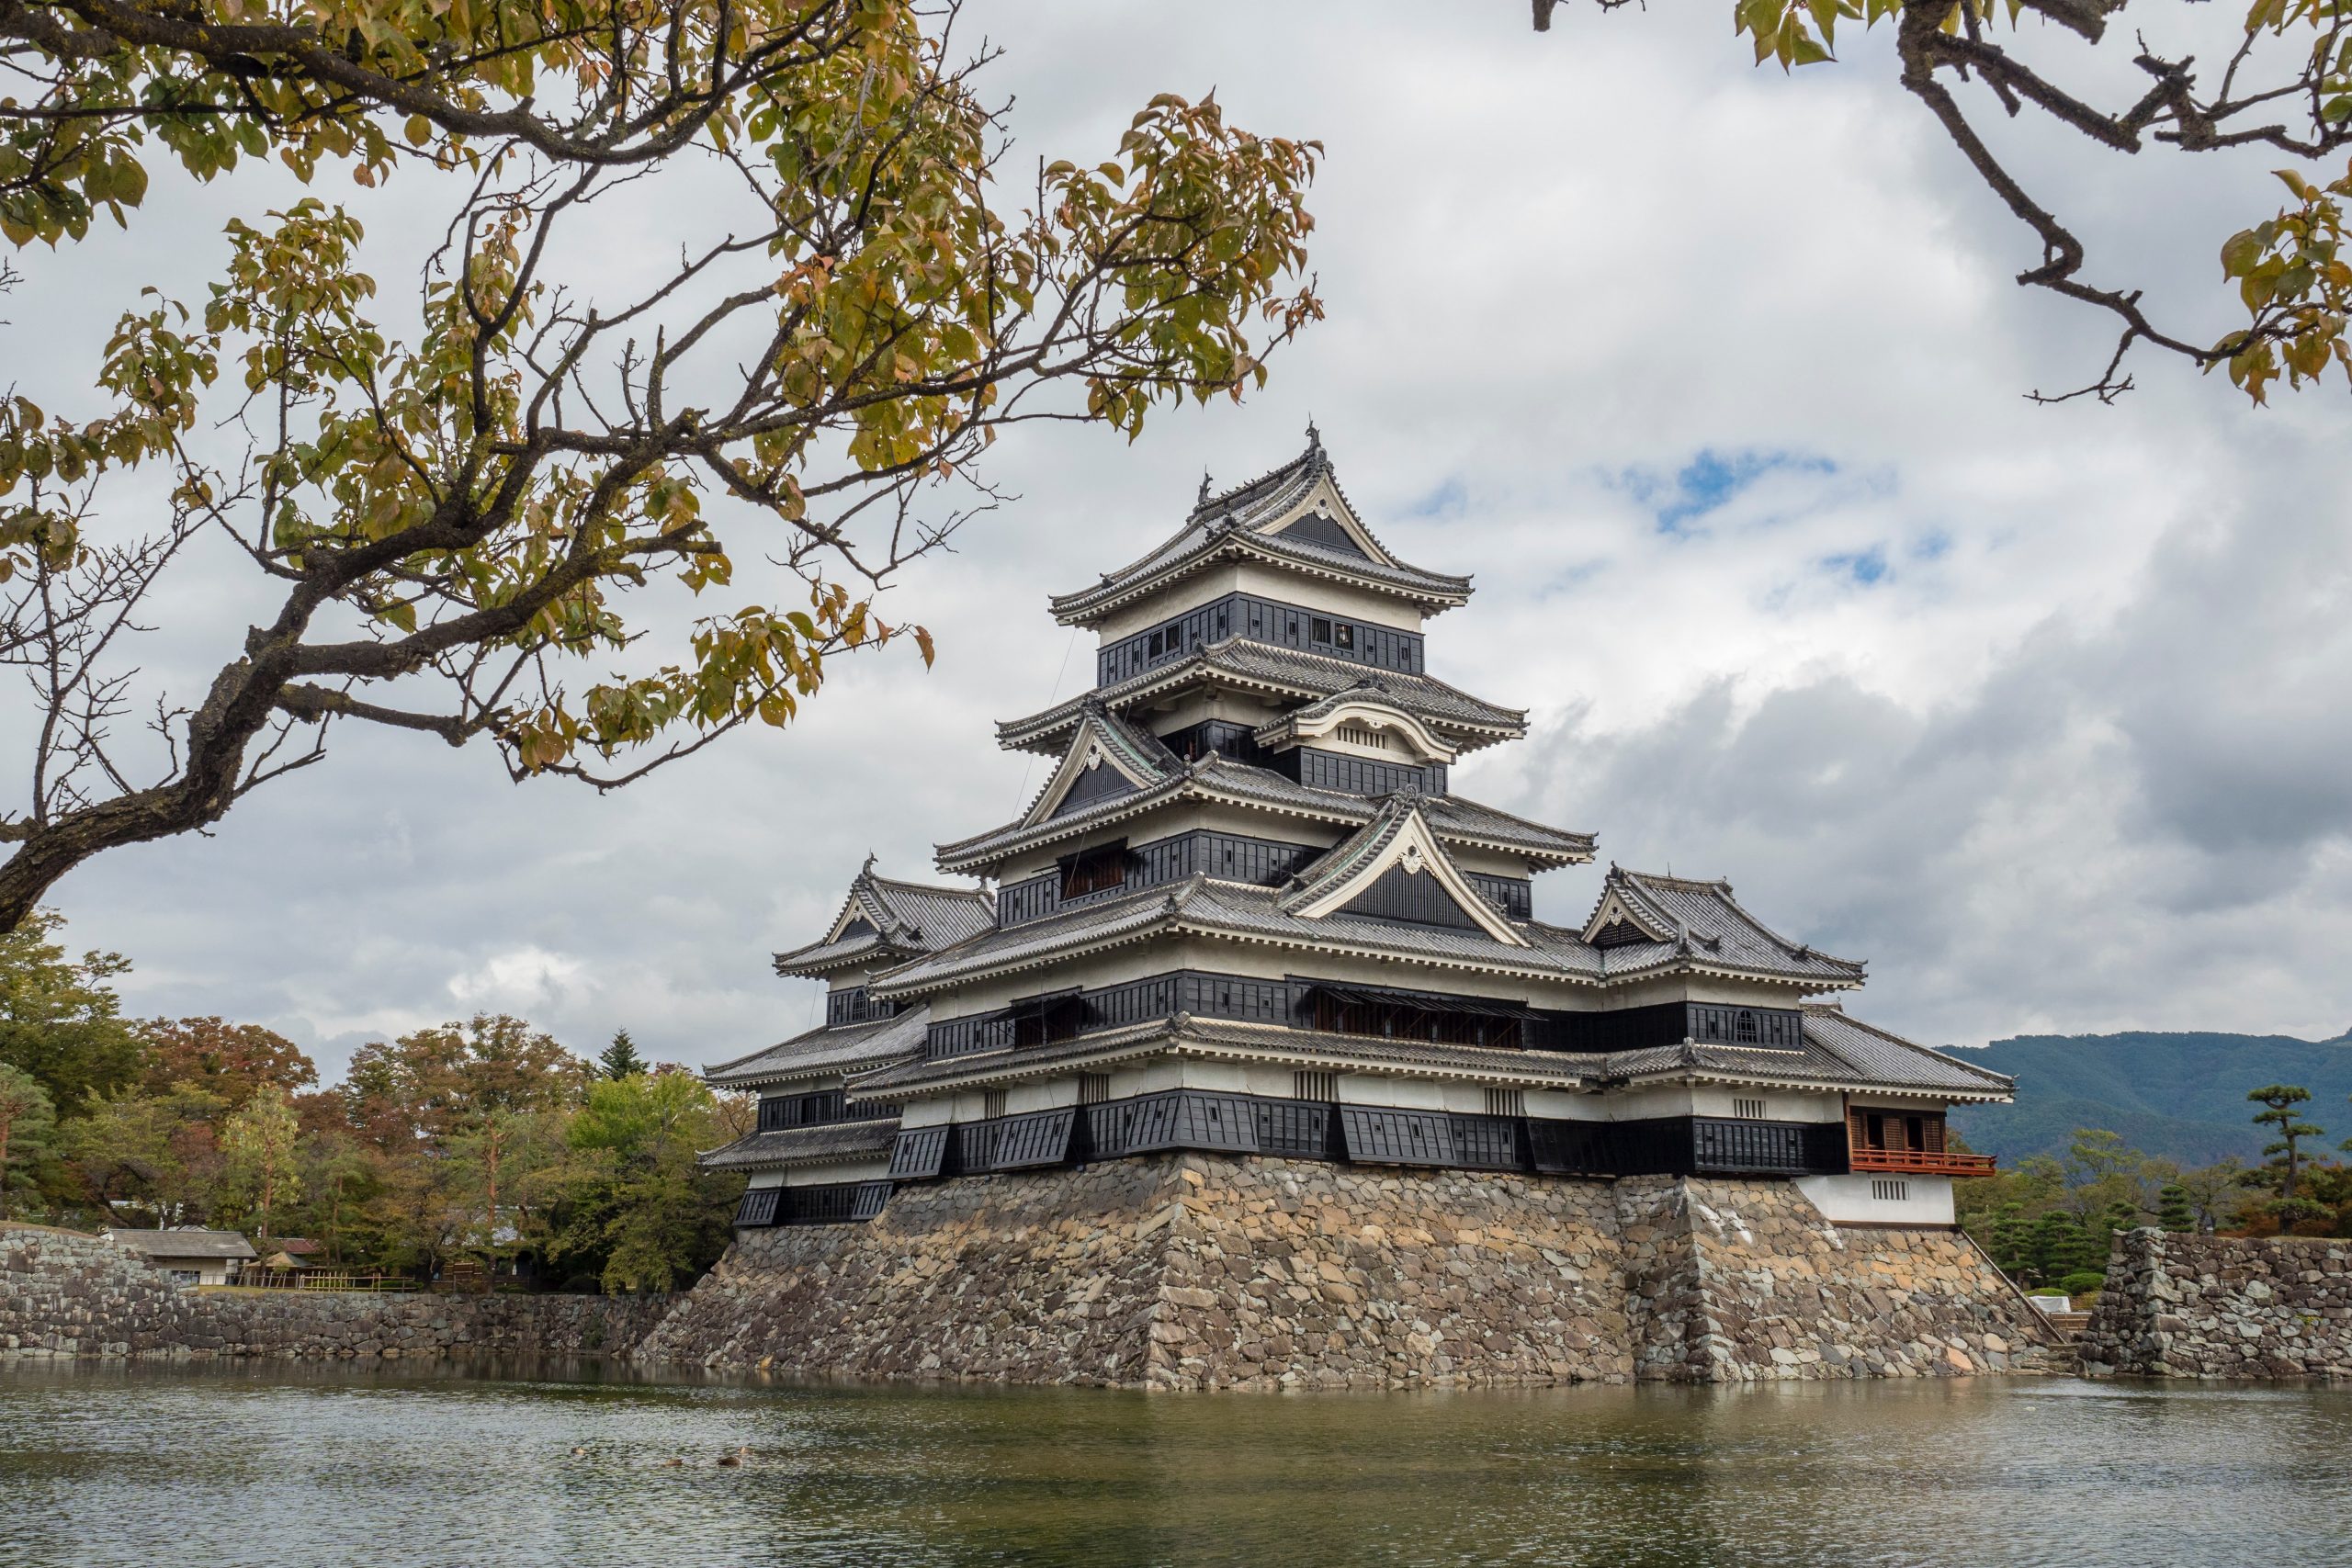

left=702, top=430, right=2010, bottom=1230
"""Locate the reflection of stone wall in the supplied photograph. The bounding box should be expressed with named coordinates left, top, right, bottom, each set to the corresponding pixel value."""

left=1, top=1223, right=668, bottom=1362
left=2080, top=1230, right=2352, bottom=1378
left=636, top=1156, right=2053, bottom=1388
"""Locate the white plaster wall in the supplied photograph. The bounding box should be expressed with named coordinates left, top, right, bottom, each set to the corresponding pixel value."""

left=1007, top=1078, right=1078, bottom=1113
left=1795, top=1174, right=1956, bottom=1227
left=1686, top=1087, right=1843, bottom=1123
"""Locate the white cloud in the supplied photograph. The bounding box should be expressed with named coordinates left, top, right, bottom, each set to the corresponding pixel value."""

left=10, top=0, right=2349, bottom=1077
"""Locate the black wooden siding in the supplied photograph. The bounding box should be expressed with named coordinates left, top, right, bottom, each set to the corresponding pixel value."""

left=1337, top=863, right=1484, bottom=930
left=733, top=1180, right=893, bottom=1227
left=1566, top=1002, right=1806, bottom=1055
left=1292, top=747, right=1448, bottom=796
left=1048, top=761, right=1139, bottom=818
left=924, top=976, right=1807, bottom=1063
left=996, top=830, right=1327, bottom=929
left=888, top=1125, right=950, bottom=1180
left=1095, top=592, right=1425, bottom=687
left=825, top=986, right=899, bottom=1028
left=1464, top=873, right=1533, bottom=920
left=883, top=1091, right=1849, bottom=1183
left=757, top=1089, right=898, bottom=1132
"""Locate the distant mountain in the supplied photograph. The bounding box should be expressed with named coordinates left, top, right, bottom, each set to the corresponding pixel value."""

left=1947, top=1029, right=2352, bottom=1168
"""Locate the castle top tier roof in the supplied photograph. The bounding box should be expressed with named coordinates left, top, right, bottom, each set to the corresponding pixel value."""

left=1046, top=430, right=1474, bottom=626
left=774, top=861, right=995, bottom=978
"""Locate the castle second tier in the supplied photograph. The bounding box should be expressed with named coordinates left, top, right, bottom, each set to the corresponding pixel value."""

left=701, top=431, right=2012, bottom=1232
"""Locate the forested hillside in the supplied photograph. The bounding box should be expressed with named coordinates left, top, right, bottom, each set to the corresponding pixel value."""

left=1949, top=1030, right=2352, bottom=1164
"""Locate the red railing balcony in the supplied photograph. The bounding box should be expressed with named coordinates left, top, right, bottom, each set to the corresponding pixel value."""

left=1848, top=1145, right=1997, bottom=1177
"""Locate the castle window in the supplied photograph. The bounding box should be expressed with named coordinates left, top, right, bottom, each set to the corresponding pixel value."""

left=983, top=1089, right=1008, bottom=1121
left=1294, top=1070, right=1339, bottom=1102
left=1334, top=623, right=1356, bottom=651
left=1732, top=1098, right=1767, bottom=1121
left=1483, top=1088, right=1525, bottom=1117
left=1735, top=1010, right=1759, bottom=1043
left=1060, top=841, right=1129, bottom=899
left=1078, top=1073, right=1113, bottom=1106
left=1871, top=1179, right=1910, bottom=1202
left=1311, top=616, right=1333, bottom=645
left=1148, top=630, right=1163, bottom=658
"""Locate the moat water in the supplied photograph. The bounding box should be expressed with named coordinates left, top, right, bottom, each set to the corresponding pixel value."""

left=2, top=1363, right=2346, bottom=1567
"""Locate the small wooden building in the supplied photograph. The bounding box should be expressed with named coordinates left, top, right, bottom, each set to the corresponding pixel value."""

left=101, top=1228, right=257, bottom=1287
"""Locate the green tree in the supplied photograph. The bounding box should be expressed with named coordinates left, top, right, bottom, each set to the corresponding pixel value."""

left=2156, top=1183, right=2195, bottom=1233
left=598, top=1030, right=649, bottom=1082
left=548, top=1070, right=740, bottom=1293
left=0, top=1062, right=55, bottom=1217
left=220, top=1086, right=303, bottom=1240
left=342, top=1013, right=585, bottom=1270
left=61, top=1085, right=227, bottom=1228
left=0, top=909, right=141, bottom=1121
left=2250, top=1085, right=2324, bottom=1201
left=1532, top=0, right=2352, bottom=405
left=0, top=1, right=1323, bottom=931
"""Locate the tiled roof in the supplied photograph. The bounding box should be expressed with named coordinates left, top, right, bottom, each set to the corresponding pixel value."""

left=1584, top=866, right=1867, bottom=987
left=995, top=637, right=1527, bottom=757
left=775, top=863, right=995, bottom=976
left=849, top=1011, right=2009, bottom=1101
left=872, top=873, right=1840, bottom=999
left=698, top=1119, right=899, bottom=1171
left=936, top=755, right=1592, bottom=874
left=1594, top=1010, right=2009, bottom=1100
left=702, top=1008, right=930, bottom=1088
left=103, top=1229, right=255, bottom=1260
left=849, top=1016, right=1597, bottom=1095
left=1046, top=435, right=1472, bottom=625
left=1796, top=1005, right=2015, bottom=1096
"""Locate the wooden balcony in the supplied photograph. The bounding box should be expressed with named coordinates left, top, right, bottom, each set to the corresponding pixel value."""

left=1848, top=1145, right=1997, bottom=1177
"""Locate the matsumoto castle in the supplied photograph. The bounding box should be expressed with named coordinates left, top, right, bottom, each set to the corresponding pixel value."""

left=700, top=431, right=2011, bottom=1236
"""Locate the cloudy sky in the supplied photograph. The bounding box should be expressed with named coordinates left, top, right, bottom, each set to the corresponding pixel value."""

left=10, top=1, right=2350, bottom=1079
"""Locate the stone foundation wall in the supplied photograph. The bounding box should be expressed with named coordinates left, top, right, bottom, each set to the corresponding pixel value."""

left=636, top=1156, right=2053, bottom=1389
left=1, top=1223, right=669, bottom=1362
left=2079, top=1229, right=2352, bottom=1378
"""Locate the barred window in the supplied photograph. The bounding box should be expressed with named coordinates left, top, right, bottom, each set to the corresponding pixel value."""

left=1732, top=1098, right=1767, bottom=1121
left=1078, top=1073, right=1113, bottom=1106
left=983, top=1089, right=1008, bottom=1121
left=1483, top=1087, right=1526, bottom=1117
left=1871, top=1179, right=1910, bottom=1202
left=1293, top=1070, right=1339, bottom=1102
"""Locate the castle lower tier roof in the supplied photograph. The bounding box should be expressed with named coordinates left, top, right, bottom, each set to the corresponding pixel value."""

left=1584, top=866, right=1867, bottom=986
left=702, top=1007, right=930, bottom=1089
left=849, top=1016, right=1597, bottom=1094
left=995, top=638, right=1527, bottom=757
left=774, top=868, right=996, bottom=976
left=868, top=875, right=1857, bottom=998
left=1047, top=436, right=1472, bottom=626
left=846, top=1010, right=2009, bottom=1102
left=698, top=1118, right=900, bottom=1171
left=935, top=755, right=1594, bottom=874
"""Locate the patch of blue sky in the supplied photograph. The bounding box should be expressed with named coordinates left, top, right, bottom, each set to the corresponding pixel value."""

left=1821, top=545, right=1891, bottom=586
left=1618, top=447, right=1840, bottom=536
left=1407, top=475, right=1468, bottom=520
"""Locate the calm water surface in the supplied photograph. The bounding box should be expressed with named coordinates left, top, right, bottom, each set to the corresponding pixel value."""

left=2, top=1362, right=2346, bottom=1567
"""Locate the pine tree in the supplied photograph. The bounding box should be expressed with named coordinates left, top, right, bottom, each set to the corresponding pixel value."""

left=597, top=1030, right=648, bottom=1082
left=2249, top=1085, right=2323, bottom=1201
left=2156, top=1183, right=2195, bottom=1232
